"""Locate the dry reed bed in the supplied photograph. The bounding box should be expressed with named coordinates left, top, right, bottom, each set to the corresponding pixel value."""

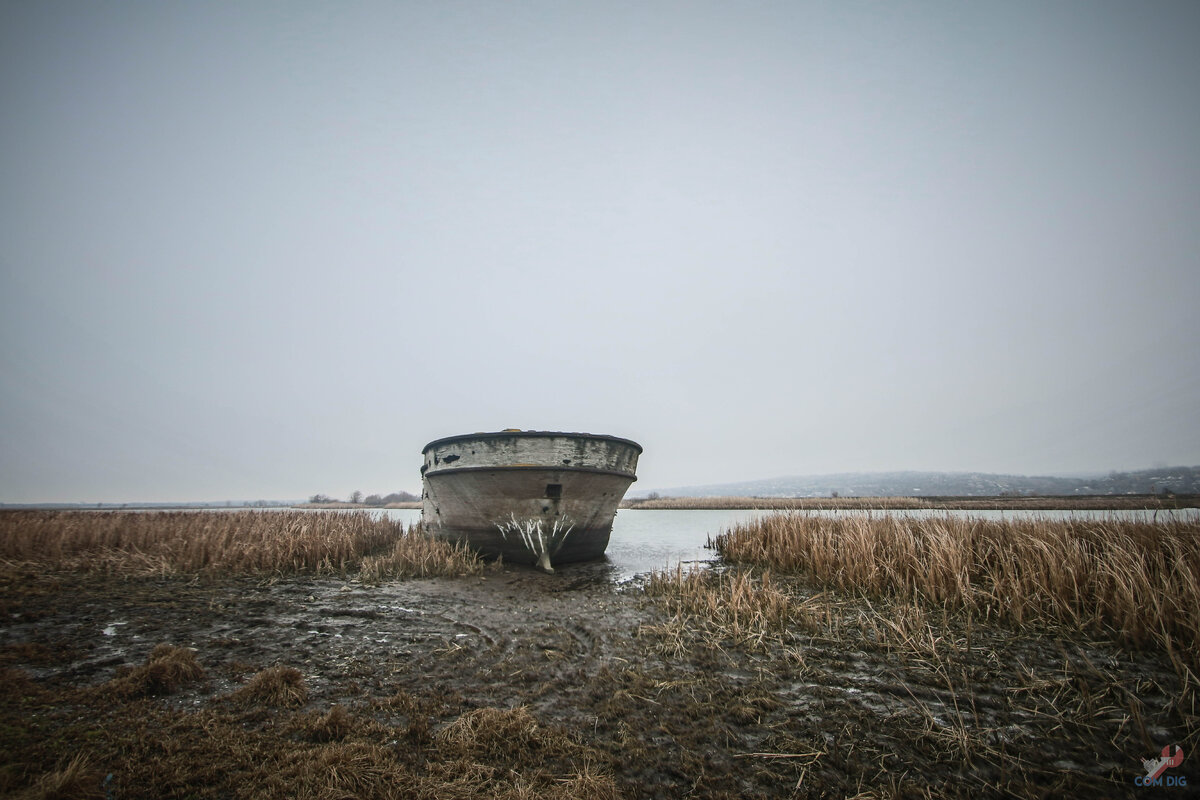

left=0, top=510, right=480, bottom=578
left=712, top=513, right=1200, bottom=670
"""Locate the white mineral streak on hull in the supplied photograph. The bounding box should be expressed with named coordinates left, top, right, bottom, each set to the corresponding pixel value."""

left=421, top=431, right=641, bottom=570
left=495, top=514, right=577, bottom=573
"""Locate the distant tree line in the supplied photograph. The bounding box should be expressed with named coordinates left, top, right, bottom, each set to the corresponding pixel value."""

left=307, top=491, right=419, bottom=506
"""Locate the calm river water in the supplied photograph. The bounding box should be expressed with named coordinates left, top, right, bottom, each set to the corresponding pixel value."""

left=380, top=507, right=1199, bottom=583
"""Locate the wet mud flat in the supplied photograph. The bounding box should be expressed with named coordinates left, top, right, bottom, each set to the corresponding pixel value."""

left=1, top=563, right=1194, bottom=799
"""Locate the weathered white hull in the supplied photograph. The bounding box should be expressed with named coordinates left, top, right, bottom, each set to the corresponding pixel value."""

left=421, top=431, right=641, bottom=570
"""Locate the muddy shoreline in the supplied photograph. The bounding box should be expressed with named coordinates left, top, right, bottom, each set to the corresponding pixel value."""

left=3, top=558, right=1194, bottom=798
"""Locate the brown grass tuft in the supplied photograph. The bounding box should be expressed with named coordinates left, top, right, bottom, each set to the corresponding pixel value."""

left=230, top=665, right=308, bottom=708
left=23, top=751, right=104, bottom=800
left=303, top=741, right=394, bottom=794
left=267, top=740, right=404, bottom=798
left=104, top=644, right=205, bottom=698
left=554, top=768, right=622, bottom=800
left=304, top=704, right=353, bottom=742
left=434, top=706, right=570, bottom=760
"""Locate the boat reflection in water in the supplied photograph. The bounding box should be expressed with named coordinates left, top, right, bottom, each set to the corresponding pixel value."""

left=420, top=430, right=642, bottom=572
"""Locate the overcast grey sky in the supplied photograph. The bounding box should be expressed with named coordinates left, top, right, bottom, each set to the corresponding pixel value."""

left=2, top=1, right=1198, bottom=502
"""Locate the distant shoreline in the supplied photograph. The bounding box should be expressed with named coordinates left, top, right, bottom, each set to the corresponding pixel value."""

left=3, top=496, right=1194, bottom=512
left=620, top=493, right=1199, bottom=510
left=294, top=502, right=422, bottom=510
left=0, top=502, right=424, bottom=511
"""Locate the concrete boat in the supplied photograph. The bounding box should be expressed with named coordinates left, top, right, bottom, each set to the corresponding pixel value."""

left=420, top=430, right=642, bottom=571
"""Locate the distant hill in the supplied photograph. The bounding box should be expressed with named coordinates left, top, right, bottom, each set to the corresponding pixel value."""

left=633, top=466, right=1200, bottom=499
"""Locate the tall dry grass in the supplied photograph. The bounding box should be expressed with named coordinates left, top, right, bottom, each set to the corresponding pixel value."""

left=0, top=510, right=479, bottom=578
left=713, top=513, right=1200, bottom=669
left=644, top=566, right=794, bottom=652
left=359, top=530, right=481, bottom=580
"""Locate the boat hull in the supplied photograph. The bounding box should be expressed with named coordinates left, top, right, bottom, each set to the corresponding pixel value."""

left=421, top=431, right=641, bottom=569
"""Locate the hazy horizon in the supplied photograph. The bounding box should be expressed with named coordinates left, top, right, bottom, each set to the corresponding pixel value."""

left=3, top=462, right=1195, bottom=507
left=3, top=2, right=1199, bottom=503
